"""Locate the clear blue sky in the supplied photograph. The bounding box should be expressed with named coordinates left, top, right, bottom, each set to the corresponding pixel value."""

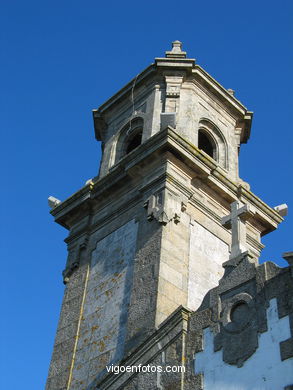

left=1, top=1, right=292, bottom=388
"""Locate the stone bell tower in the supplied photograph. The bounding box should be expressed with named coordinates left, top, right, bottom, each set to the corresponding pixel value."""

left=46, top=42, right=283, bottom=390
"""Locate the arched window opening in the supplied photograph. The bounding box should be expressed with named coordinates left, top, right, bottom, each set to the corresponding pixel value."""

left=115, top=116, right=144, bottom=163
left=126, top=130, right=142, bottom=154
left=198, top=130, right=215, bottom=159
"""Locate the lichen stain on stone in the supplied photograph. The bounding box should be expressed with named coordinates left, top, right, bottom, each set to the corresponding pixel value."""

left=91, top=325, right=99, bottom=332
left=111, top=274, right=122, bottom=283
left=98, top=340, right=106, bottom=352
left=105, top=290, right=112, bottom=297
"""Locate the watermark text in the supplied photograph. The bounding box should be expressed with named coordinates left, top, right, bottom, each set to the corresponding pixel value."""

left=106, top=364, right=185, bottom=375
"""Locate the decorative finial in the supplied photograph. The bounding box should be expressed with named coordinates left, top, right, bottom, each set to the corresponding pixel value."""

left=274, top=203, right=288, bottom=217
left=48, top=196, right=61, bottom=209
left=165, top=40, right=187, bottom=58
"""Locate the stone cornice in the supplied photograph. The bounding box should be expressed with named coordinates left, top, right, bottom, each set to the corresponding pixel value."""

left=94, top=62, right=248, bottom=119
left=155, top=56, right=195, bottom=68
left=93, top=64, right=156, bottom=140
left=50, top=127, right=282, bottom=234
left=192, top=65, right=247, bottom=111
left=95, top=64, right=156, bottom=114
left=191, top=66, right=252, bottom=143
left=93, top=56, right=252, bottom=142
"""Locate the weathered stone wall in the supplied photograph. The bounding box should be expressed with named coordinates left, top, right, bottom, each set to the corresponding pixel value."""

left=69, top=220, right=138, bottom=390
left=119, top=336, right=185, bottom=390
left=177, top=83, right=239, bottom=180
left=92, top=306, right=191, bottom=390
left=87, top=258, right=293, bottom=390
left=99, top=79, right=164, bottom=178
left=125, top=217, right=163, bottom=352
left=188, top=220, right=229, bottom=310
left=186, top=256, right=293, bottom=390
left=46, top=262, right=88, bottom=390
left=99, top=78, right=241, bottom=183
left=156, top=211, right=190, bottom=326
left=195, top=298, right=293, bottom=390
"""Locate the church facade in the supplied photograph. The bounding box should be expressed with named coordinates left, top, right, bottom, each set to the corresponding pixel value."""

left=46, top=42, right=293, bottom=390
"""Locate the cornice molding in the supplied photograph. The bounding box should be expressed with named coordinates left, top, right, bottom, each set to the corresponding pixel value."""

left=50, top=128, right=282, bottom=235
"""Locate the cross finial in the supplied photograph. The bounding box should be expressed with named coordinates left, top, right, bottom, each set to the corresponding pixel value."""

left=221, top=201, right=254, bottom=259
left=165, top=40, right=187, bottom=58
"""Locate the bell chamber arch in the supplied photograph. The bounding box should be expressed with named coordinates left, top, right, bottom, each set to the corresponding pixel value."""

left=114, top=116, right=144, bottom=163
left=198, top=118, right=228, bottom=170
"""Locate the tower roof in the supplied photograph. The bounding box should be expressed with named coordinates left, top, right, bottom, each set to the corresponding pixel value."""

left=93, top=41, right=252, bottom=144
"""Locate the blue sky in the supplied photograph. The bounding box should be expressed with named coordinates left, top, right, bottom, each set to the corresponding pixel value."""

left=1, top=1, right=292, bottom=388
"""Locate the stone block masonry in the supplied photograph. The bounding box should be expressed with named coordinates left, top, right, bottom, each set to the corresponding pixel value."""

left=188, top=220, right=229, bottom=310
left=69, top=220, right=138, bottom=390
left=195, top=299, right=293, bottom=390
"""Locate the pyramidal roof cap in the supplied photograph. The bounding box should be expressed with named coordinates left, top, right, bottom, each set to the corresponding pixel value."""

left=94, top=41, right=251, bottom=143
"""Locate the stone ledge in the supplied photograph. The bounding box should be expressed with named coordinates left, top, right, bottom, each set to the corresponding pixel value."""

left=50, top=128, right=282, bottom=237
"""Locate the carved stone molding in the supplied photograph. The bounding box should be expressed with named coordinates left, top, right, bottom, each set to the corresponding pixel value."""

left=62, top=261, right=79, bottom=285
left=165, top=76, right=183, bottom=98
left=221, top=292, right=255, bottom=333
left=144, top=189, right=186, bottom=225
left=214, top=291, right=259, bottom=367
left=62, top=236, right=88, bottom=284
left=164, top=75, right=184, bottom=114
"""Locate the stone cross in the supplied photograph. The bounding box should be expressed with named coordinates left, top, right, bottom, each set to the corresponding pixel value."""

left=221, top=201, right=254, bottom=259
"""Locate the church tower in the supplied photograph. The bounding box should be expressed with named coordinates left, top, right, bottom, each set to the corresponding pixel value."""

left=46, top=42, right=283, bottom=390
